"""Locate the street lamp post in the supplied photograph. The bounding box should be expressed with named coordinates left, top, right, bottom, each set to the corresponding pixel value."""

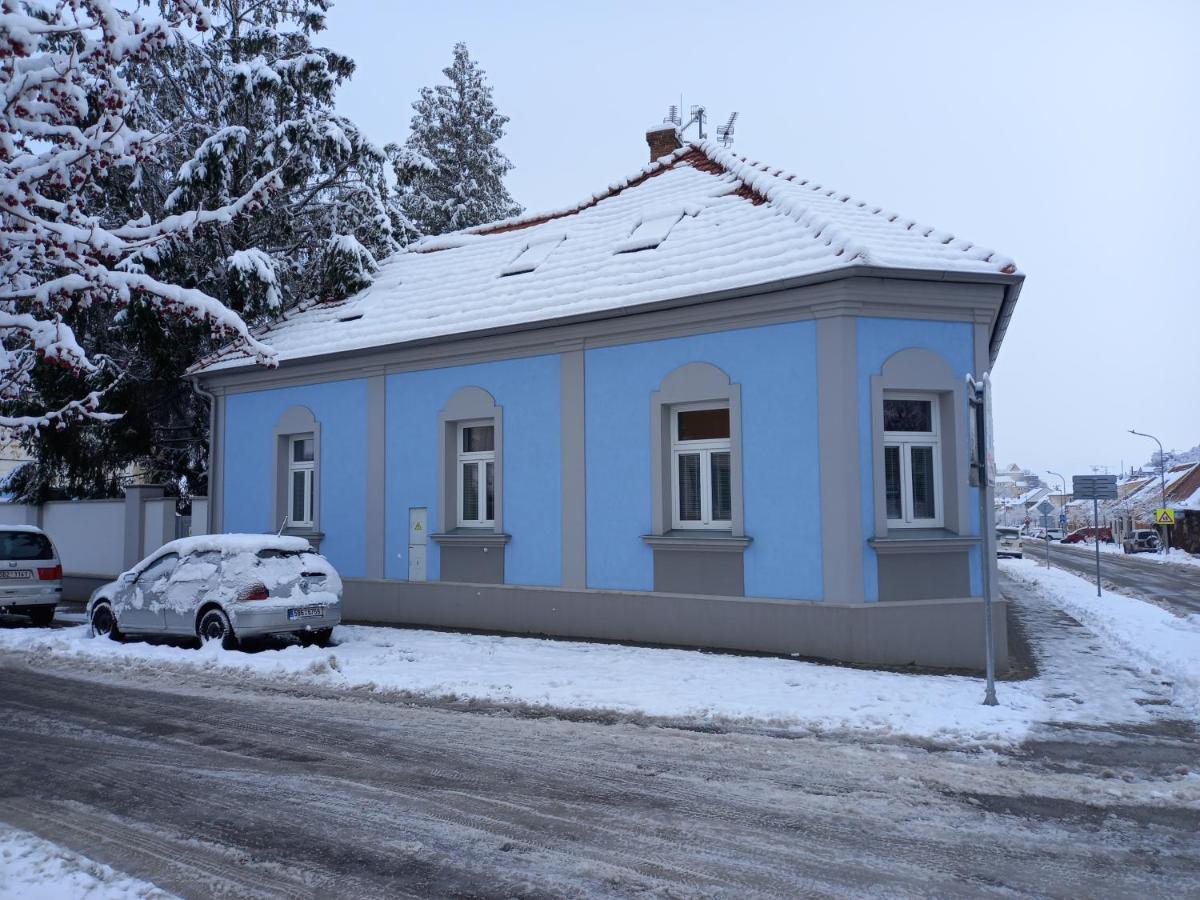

left=1048, top=470, right=1068, bottom=533
left=1129, top=429, right=1169, bottom=554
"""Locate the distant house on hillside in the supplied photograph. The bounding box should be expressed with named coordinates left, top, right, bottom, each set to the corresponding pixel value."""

left=190, top=126, right=1023, bottom=670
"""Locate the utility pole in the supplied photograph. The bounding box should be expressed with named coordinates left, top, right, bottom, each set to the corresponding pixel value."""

left=1048, top=470, right=1068, bottom=535
left=1129, top=429, right=1169, bottom=554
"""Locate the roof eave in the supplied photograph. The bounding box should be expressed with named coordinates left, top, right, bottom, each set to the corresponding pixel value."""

left=192, top=263, right=1023, bottom=384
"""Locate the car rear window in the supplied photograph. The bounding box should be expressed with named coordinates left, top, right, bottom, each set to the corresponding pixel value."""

left=0, top=531, right=55, bottom=560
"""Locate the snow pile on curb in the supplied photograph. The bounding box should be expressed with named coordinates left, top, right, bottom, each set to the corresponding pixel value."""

left=0, top=623, right=1040, bottom=747
left=0, top=825, right=174, bottom=899
left=1001, top=559, right=1200, bottom=713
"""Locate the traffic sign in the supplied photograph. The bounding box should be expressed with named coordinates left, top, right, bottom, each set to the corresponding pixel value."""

left=1059, top=513, right=1067, bottom=526
left=1072, top=474, right=1118, bottom=500
left=1155, top=508, right=1175, bottom=526
left=1036, top=500, right=1054, bottom=516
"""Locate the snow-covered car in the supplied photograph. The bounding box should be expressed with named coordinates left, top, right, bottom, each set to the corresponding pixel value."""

left=996, top=527, right=1023, bottom=559
left=0, top=525, right=62, bottom=626
left=87, top=534, right=342, bottom=649
left=1122, top=529, right=1161, bottom=554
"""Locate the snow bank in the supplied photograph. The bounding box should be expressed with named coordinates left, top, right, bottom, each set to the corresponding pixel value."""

left=0, top=825, right=174, bottom=899
left=1, top=622, right=1041, bottom=746
left=1001, top=558, right=1200, bottom=713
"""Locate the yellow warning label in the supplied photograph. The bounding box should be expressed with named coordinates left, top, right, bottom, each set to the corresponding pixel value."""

left=1155, top=508, right=1175, bottom=526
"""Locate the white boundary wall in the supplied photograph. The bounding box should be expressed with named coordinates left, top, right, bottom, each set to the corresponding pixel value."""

left=0, top=490, right=209, bottom=583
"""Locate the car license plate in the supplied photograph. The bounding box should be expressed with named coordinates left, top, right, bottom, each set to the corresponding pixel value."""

left=287, top=605, right=324, bottom=621
left=0, top=570, right=31, bottom=579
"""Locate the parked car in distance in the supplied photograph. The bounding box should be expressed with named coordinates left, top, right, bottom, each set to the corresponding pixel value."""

left=1062, top=527, right=1113, bottom=544
left=87, top=534, right=342, bottom=649
left=1030, top=528, right=1066, bottom=542
left=1122, top=529, right=1161, bottom=554
left=0, top=525, right=62, bottom=626
left=996, top=527, right=1023, bottom=559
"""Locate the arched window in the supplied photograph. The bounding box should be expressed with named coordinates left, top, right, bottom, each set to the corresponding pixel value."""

left=272, top=405, right=321, bottom=538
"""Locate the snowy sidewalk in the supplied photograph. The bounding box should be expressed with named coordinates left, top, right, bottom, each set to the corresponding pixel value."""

left=1001, top=558, right=1200, bottom=715
left=0, top=825, right=174, bottom=899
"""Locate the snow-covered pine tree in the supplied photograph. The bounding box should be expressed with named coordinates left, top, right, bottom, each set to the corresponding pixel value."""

left=0, top=0, right=278, bottom=435
left=141, top=0, right=402, bottom=320
left=392, top=42, right=521, bottom=235
left=3, top=0, right=400, bottom=501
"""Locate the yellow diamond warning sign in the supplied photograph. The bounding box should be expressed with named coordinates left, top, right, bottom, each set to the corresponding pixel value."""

left=1155, top=508, right=1175, bottom=526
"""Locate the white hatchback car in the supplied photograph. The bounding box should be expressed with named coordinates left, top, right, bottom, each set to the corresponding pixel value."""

left=0, top=525, right=63, bottom=625
left=996, top=527, right=1024, bottom=559
left=88, top=534, right=342, bottom=649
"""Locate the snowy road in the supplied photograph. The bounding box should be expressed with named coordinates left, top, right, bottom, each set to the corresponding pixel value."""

left=3, top=642, right=1199, bottom=898
left=1036, top=542, right=1200, bottom=615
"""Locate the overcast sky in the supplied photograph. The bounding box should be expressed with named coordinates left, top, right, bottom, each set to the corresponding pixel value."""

left=323, top=1, right=1198, bottom=481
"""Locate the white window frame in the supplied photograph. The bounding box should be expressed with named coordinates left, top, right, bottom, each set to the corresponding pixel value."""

left=883, top=392, right=943, bottom=529
left=456, top=420, right=496, bottom=528
left=670, top=402, right=732, bottom=530
left=287, top=435, right=315, bottom=529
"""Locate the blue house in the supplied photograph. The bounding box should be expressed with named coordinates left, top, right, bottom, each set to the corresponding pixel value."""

left=193, top=129, right=1022, bottom=669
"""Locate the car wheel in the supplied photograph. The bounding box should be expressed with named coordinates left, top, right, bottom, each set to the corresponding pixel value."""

left=198, top=608, right=238, bottom=650
left=298, top=627, right=333, bottom=648
left=90, top=602, right=124, bottom=641
left=27, top=605, right=54, bottom=627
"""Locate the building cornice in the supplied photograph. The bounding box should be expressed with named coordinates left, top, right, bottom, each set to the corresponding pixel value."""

left=195, top=266, right=1022, bottom=395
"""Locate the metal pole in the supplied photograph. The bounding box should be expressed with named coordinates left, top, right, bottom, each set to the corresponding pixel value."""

left=968, top=373, right=998, bottom=707
left=1130, top=429, right=1169, bottom=554
left=1094, top=497, right=1101, bottom=597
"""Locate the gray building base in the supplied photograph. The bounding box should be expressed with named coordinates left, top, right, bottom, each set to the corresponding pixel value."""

left=342, top=579, right=1008, bottom=673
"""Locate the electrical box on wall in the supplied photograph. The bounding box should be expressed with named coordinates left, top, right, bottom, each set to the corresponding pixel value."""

left=408, top=507, right=427, bottom=582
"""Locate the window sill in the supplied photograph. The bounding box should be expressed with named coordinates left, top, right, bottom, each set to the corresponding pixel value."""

left=430, top=530, right=511, bottom=548
left=281, top=528, right=324, bottom=547
left=869, top=529, right=980, bottom=555
left=641, top=531, right=752, bottom=553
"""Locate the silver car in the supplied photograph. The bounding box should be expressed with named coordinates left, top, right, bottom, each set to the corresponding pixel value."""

left=0, top=525, right=63, bottom=625
left=87, top=534, right=342, bottom=649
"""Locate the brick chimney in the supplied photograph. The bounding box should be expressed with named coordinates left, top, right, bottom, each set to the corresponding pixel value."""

left=645, top=124, right=682, bottom=161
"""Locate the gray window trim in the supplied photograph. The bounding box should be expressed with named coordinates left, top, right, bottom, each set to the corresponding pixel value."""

left=648, top=363, right=746, bottom=539
left=870, top=349, right=968, bottom=539
left=435, top=386, right=505, bottom=536
left=272, top=405, right=323, bottom=547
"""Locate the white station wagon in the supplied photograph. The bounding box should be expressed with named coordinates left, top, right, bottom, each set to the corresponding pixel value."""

left=0, top=525, right=63, bottom=625
left=87, top=534, right=342, bottom=649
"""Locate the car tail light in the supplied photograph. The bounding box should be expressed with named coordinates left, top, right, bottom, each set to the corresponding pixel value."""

left=239, top=582, right=270, bottom=602
left=37, top=565, right=62, bottom=580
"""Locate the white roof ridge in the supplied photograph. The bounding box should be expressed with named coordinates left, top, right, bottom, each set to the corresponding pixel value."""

left=693, top=140, right=1018, bottom=275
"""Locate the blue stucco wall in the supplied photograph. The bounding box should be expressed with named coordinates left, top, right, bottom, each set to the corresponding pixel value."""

left=384, top=356, right=561, bottom=586
left=856, top=317, right=979, bottom=600
left=223, top=379, right=369, bottom=577
left=585, top=322, right=822, bottom=600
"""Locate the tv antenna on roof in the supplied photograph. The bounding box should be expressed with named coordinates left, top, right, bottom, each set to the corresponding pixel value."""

left=663, top=102, right=739, bottom=146
left=716, top=112, right=739, bottom=147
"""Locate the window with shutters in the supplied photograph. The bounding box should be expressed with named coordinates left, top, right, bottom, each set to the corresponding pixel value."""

left=882, top=393, right=943, bottom=528
left=670, top=403, right=732, bottom=530
left=456, top=421, right=496, bottom=527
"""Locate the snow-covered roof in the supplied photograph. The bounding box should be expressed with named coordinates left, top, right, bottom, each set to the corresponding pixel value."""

left=195, top=141, right=1020, bottom=374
